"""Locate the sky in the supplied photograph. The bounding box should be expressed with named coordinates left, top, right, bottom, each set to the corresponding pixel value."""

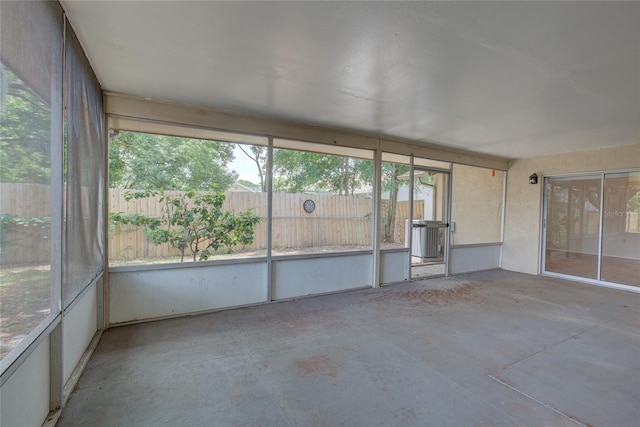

left=230, top=145, right=261, bottom=184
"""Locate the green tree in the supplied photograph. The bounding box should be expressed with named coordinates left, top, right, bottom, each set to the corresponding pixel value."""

left=272, top=149, right=367, bottom=195
left=381, top=163, right=409, bottom=243
left=0, top=65, right=51, bottom=184
left=237, top=145, right=411, bottom=243
left=627, top=190, right=640, bottom=213
left=358, top=162, right=410, bottom=242
left=110, top=190, right=260, bottom=262
left=238, top=147, right=370, bottom=195
left=109, top=131, right=237, bottom=191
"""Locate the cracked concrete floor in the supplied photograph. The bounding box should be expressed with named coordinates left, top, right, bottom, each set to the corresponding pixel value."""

left=59, top=270, right=639, bottom=426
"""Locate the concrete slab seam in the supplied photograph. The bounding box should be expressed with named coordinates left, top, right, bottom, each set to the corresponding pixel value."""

left=244, top=349, right=296, bottom=427
left=364, top=326, right=524, bottom=425
left=502, top=323, right=601, bottom=370
left=488, top=374, right=590, bottom=427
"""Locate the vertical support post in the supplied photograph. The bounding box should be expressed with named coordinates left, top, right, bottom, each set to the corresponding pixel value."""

left=371, top=149, right=382, bottom=288
left=541, top=178, right=552, bottom=274
left=407, top=156, right=415, bottom=280
left=49, top=13, right=67, bottom=412
left=499, top=169, right=507, bottom=269
left=578, top=183, right=585, bottom=245
left=567, top=183, right=574, bottom=251
left=49, top=321, right=63, bottom=411
left=50, top=7, right=65, bottom=329
left=444, top=171, right=453, bottom=277
left=99, top=110, right=109, bottom=330
left=266, top=137, right=274, bottom=301
left=597, top=173, right=605, bottom=282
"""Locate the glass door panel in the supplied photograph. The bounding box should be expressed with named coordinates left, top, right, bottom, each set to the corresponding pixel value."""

left=544, top=176, right=601, bottom=280
left=601, top=172, right=640, bottom=287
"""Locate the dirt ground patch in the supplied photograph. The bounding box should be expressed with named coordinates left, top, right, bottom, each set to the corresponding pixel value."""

left=394, top=282, right=483, bottom=307
left=0, top=265, right=51, bottom=359
left=295, top=355, right=338, bottom=377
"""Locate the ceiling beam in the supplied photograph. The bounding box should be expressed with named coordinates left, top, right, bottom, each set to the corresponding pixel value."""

left=105, top=92, right=510, bottom=171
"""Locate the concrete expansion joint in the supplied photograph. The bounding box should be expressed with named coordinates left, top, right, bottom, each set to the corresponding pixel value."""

left=487, top=374, right=592, bottom=427
left=503, top=323, right=601, bottom=370
left=244, top=349, right=296, bottom=427
left=488, top=323, right=605, bottom=427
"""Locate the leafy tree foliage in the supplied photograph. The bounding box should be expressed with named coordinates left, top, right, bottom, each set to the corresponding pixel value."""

left=347, top=160, right=410, bottom=242
left=0, top=66, right=51, bottom=184
left=628, top=191, right=640, bottom=213
left=238, top=146, right=371, bottom=195
left=110, top=190, right=260, bottom=262
left=272, top=149, right=367, bottom=195
left=360, top=162, right=410, bottom=242
left=381, top=163, right=409, bottom=243
left=238, top=145, right=410, bottom=242
left=109, top=131, right=238, bottom=191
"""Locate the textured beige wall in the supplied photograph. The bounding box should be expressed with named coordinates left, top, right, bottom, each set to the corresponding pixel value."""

left=451, top=164, right=505, bottom=245
left=502, top=144, right=640, bottom=274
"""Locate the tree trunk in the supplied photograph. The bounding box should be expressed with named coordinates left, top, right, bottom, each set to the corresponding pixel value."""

left=255, top=153, right=265, bottom=192
left=383, top=165, right=401, bottom=243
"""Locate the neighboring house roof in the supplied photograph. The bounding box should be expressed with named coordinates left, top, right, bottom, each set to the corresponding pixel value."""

left=230, top=182, right=258, bottom=192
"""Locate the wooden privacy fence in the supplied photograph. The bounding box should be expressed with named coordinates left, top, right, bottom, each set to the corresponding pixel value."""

left=0, top=185, right=431, bottom=264
left=270, top=192, right=372, bottom=250
left=381, top=199, right=424, bottom=244
left=109, top=189, right=380, bottom=261
left=0, top=183, right=52, bottom=265
left=108, top=189, right=425, bottom=262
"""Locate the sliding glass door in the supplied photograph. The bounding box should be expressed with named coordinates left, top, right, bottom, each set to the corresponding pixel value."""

left=543, top=172, right=640, bottom=288
left=544, top=176, right=601, bottom=280
left=601, top=172, right=640, bottom=286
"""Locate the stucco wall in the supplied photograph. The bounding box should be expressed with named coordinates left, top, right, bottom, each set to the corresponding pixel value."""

left=451, top=164, right=504, bottom=245
left=502, top=144, right=640, bottom=275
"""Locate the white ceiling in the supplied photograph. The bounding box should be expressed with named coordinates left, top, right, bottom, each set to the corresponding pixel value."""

left=61, top=1, right=639, bottom=159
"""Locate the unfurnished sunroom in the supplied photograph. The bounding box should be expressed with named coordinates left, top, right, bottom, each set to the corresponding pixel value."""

left=0, top=1, right=638, bottom=427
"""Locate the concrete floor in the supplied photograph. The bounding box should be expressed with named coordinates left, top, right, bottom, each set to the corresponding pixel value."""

left=59, top=270, right=640, bottom=427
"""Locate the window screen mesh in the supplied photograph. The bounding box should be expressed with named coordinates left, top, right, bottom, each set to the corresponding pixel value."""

left=0, top=0, right=64, bottom=360
left=63, top=24, right=104, bottom=307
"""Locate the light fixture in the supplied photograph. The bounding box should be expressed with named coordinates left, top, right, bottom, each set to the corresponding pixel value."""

left=529, top=173, right=538, bottom=185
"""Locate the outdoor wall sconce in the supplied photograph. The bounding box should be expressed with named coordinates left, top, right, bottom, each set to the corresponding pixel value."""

left=529, top=173, right=538, bottom=185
